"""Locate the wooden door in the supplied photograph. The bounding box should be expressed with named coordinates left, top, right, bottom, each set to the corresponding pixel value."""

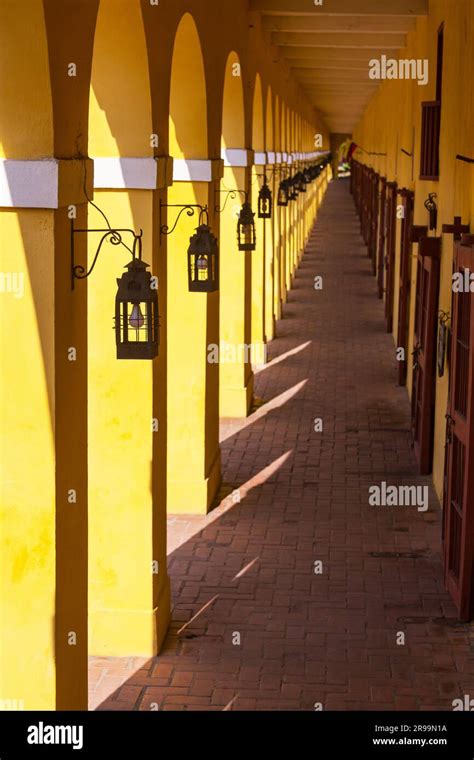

left=411, top=237, right=441, bottom=474
left=384, top=182, right=398, bottom=333
left=369, top=172, right=379, bottom=275
left=443, top=240, right=474, bottom=620
left=377, top=178, right=387, bottom=298
left=396, top=189, right=414, bottom=385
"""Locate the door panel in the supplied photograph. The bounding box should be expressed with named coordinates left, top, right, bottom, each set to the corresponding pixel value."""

left=384, top=182, right=398, bottom=333
left=443, top=241, right=474, bottom=620
left=377, top=178, right=387, bottom=298
left=411, top=237, right=441, bottom=474
left=396, top=190, right=414, bottom=385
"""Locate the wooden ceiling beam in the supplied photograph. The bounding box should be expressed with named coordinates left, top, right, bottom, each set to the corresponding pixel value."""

left=290, top=59, right=370, bottom=69
left=273, top=31, right=406, bottom=47
left=251, top=0, right=428, bottom=15
left=295, top=70, right=377, bottom=81
left=263, top=15, right=415, bottom=33
left=280, top=46, right=398, bottom=59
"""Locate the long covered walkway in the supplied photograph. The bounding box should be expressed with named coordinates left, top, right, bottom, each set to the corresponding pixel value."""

left=90, top=181, right=474, bottom=711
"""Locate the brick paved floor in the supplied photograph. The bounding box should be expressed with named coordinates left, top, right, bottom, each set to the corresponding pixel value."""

left=89, top=180, right=474, bottom=711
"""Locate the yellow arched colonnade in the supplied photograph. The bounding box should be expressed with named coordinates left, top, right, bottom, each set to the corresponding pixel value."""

left=0, top=0, right=331, bottom=710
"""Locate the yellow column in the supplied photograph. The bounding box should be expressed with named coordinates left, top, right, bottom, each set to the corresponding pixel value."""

left=264, top=166, right=276, bottom=342
left=87, top=180, right=170, bottom=656
left=1, top=164, right=89, bottom=709
left=251, top=167, right=266, bottom=367
left=219, top=165, right=254, bottom=417
left=165, top=180, right=221, bottom=512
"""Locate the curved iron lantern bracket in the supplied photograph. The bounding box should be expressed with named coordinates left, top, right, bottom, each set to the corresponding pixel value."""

left=159, top=201, right=209, bottom=237
left=214, top=188, right=248, bottom=214
left=71, top=223, right=143, bottom=290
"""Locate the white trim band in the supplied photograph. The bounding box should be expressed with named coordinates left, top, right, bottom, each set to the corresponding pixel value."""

left=0, top=158, right=91, bottom=209
left=173, top=159, right=212, bottom=182
left=0, top=159, right=59, bottom=208
left=222, top=148, right=254, bottom=168
left=254, top=151, right=267, bottom=166
left=93, top=157, right=157, bottom=189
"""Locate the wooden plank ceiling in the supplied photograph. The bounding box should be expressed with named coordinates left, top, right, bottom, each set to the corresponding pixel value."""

left=251, top=0, right=429, bottom=134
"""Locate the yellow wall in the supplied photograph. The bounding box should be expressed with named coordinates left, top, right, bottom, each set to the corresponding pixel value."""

left=353, top=0, right=474, bottom=500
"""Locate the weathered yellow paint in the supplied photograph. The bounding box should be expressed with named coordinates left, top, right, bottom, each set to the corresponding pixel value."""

left=0, top=211, right=56, bottom=708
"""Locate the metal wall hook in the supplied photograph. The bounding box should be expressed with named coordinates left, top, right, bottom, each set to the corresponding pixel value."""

left=71, top=225, right=143, bottom=290
left=159, top=202, right=208, bottom=237
left=214, top=188, right=247, bottom=214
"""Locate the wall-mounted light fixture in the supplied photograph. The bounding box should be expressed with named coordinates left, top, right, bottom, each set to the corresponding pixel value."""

left=71, top=202, right=159, bottom=360
left=257, top=175, right=272, bottom=219
left=277, top=177, right=290, bottom=207
left=288, top=176, right=299, bottom=202
left=215, top=189, right=256, bottom=251
left=295, top=171, right=307, bottom=194
left=424, top=193, right=438, bottom=231
left=160, top=202, right=219, bottom=292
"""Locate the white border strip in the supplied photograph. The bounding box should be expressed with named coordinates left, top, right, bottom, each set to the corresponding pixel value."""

left=222, top=148, right=253, bottom=168
left=173, top=159, right=213, bottom=182
left=254, top=151, right=267, bottom=166
left=93, top=157, right=157, bottom=189
left=0, top=159, right=58, bottom=208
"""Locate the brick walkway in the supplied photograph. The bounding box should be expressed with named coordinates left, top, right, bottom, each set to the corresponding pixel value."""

left=89, top=180, right=474, bottom=711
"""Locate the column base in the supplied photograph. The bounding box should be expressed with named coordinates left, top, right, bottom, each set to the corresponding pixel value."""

left=220, top=373, right=254, bottom=418
left=89, top=576, right=171, bottom=657
left=167, top=447, right=222, bottom=515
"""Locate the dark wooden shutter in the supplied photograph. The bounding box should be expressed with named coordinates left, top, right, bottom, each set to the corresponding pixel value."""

left=443, top=240, right=474, bottom=620
left=420, top=101, right=441, bottom=180
left=384, top=182, right=398, bottom=334
left=396, top=189, right=415, bottom=385
left=411, top=236, right=441, bottom=473
left=377, top=178, right=387, bottom=299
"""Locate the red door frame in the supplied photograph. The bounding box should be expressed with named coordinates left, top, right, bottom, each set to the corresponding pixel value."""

left=384, top=182, right=398, bottom=333
left=377, top=177, right=387, bottom=298
left=443, top=239, right=474, bottom=620
left=411, top=236, right=441, bottom=474
left=396, top=189, right=415, bottom=385
left=369, top=171, right=379, bottom=275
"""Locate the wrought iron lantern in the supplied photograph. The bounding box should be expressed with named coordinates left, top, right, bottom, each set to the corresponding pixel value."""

left=258, top=180, right=272, bottom=219
left=70, top=202, right=159, bottom=360
left=115, top=243, right=159, bottom=360
left=238, top=201, right=256, bottom=251
left=160, top=202, right=219, bottom=293
left=296, top=171, right=307, bottom=193
left=187, top=217, right=219, bottom=292
left=277, top=178, right=289, bottom=207
left=303, top=168, right=312, bottom=185
left=288, top=176, right=299, bottom=201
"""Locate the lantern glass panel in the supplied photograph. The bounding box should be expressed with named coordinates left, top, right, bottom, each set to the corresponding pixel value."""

left=238, top=203, right=256, bottom=251
left=277, top=181, right=289, bottom=207
left=258, top=184, right=272, bottom=219
left=187, top=224, right=219, bottom=292
left=115, top=258, right=159, bottom=359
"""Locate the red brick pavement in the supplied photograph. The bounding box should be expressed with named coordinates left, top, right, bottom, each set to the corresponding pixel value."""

left=89, top=180, right=474, bottom=711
